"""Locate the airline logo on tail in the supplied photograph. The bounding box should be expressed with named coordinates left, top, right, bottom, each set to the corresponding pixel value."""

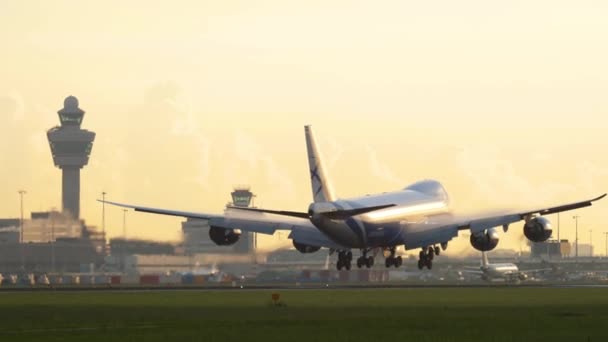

left=305, top=125, right=335, bottom=203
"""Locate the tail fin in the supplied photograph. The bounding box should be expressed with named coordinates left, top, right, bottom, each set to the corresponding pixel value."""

left=304, top=125, right=336, bottom=203
left=481, top=252, right=489, bottom=268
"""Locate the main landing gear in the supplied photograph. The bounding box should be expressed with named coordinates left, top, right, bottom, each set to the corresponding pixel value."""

left=384, top=247, right=402, bottom=268
left=417, top=244, right=446, bottom=270
left=336, top=251, right=352, bottom=270
left=356, top=249, right=374, bottom=268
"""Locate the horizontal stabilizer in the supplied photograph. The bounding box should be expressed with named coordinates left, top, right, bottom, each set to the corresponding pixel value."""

left=226, top=207, right=310, bottom=219
left=227, top=203, right=396, bottom=220
left=322, top=204, right=396, bottom=219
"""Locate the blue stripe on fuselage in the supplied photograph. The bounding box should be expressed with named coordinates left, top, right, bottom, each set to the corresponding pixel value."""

left=333, top=202, right=365, bottom=245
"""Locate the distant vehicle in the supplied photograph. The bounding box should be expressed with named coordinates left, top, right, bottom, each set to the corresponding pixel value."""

left=464, top=252, right=550, bottom=283
left=101, top=126, right=605, bottom=271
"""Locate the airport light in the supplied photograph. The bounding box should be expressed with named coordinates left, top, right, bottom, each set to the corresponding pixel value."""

left=572, top=215, right=580, bottom=261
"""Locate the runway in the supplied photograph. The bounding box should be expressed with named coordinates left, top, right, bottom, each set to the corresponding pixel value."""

left=2, top=283, right=608, bottom=292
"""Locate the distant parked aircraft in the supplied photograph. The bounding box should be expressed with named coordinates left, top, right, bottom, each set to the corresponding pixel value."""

left=101, top=126, right=605, bottom=271
left=464, top=252, right=550, bottom=283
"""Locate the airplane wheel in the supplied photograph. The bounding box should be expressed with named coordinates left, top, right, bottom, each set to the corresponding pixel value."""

left=396, top=256, right=403, bottom=267
left=434, top=246, right=440, bottom=256
left=337, top=260, right=343, bottom=271
left=356, top=258, right=363, bottom=268
left=346, top=251, right=353, bottom=261
left=426, top=259, right=433, bottom=270
left=417, top=259, right=424, bottom=270
left=385, top=258, right=393, bottom=268
left=428, top=249, right=435, bottom=261
left=345, top=261, right=351, bottom=271
left=367, top=256, right=374, bottom=267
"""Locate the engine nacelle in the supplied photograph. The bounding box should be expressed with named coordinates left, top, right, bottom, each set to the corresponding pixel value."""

left=209, top=226, right=240, bottom=246
left=293, top=241, right=321, bottom=254
left=470, top=228, right=499, bottom=252
left=523, top=217, right=552, bottom=243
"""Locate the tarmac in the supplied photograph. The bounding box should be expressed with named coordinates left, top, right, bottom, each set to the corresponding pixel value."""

left=2, top=283, right=608, bottom=292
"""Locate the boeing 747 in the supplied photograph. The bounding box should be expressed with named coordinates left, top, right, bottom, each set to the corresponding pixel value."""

left=101, top=126, right=605, bottom=270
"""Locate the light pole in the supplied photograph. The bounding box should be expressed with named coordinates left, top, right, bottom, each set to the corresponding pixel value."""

left=18, top=190, right=26, bottom=271
left=51, top=210, right=56, bottom=273
left=123, top=209, right=127, bottom=238
left=18, top=190, right=26, bottom=243
left=557, top=213, right=560, bottom=241
left=573, top=215, right=580, bottom=261
left=589, top=229, right=593, bottom=257
left=101, top=191, right=107, bottom=237
left=122, top=208, right=128, bottom=273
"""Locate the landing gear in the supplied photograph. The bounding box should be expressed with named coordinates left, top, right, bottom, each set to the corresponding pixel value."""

left=384, top=247, right=403, bottom=268
left=418, top=246, right=436, bottom=270
left=336, top=251, right=352, bottom=271
left=356, top=249, right=374, bottom=268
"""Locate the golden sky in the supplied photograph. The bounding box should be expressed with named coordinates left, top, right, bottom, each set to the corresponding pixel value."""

left=1, top=1, right=607, bottom=254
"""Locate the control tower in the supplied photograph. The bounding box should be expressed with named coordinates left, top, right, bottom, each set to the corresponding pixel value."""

left=47, top=96, right=96, bottom=219
left=231, top=186, right=257, bottom=253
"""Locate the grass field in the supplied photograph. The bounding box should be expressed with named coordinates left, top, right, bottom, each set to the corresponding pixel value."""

left=0, top=288, right=607, bottom=342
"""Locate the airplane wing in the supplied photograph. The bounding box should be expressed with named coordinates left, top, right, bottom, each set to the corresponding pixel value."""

left=100, top=200, right=222, bottom=220
left=451, top=194, right=606, bottom=235
left=461, top=269, right=483, bottom=275
left=520, top=268, right=553, bottom=274
left=98, top=200, right=347, bottom=250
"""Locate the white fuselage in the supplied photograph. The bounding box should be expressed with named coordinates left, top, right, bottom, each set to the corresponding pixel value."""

left=309, top=180, right=453, bottom=249
left=481, top=263, right=523, bottom=281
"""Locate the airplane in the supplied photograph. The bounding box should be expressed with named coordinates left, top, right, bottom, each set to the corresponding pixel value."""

left=100, top=125, right=606, bottom=271
left=463, top=252, right=551, bottom=283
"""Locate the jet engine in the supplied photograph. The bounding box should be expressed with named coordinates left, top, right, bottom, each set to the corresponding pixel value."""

left=523, top=217, right=552, bottom=242
left=470, top=228, right=499, bottom=251
left=293, top=241, right=321, bottom=254
left=208, top=226, right=240, bottom=246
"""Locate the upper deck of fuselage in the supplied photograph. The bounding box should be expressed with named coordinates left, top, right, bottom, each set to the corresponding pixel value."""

left=333, top=180, right=450, bottom=224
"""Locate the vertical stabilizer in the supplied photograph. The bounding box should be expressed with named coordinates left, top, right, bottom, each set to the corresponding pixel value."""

left=304, top=125, right=336, bottom=203
left=481, top=252, right=489, bottom=268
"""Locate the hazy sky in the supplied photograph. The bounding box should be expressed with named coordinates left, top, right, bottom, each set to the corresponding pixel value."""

left=1, top=1, right=607, bottom=254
